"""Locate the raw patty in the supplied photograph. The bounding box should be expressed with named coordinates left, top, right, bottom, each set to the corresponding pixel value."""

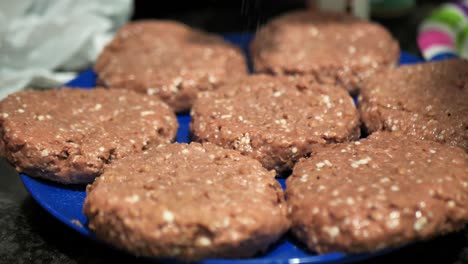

left=0, top=88, right=178, bottom=184
left=191, top=74, right=360, bottom=172
left=83, top=142, right=289, bottom=260
left=251, top=10, right=399, bottom=93
left=286, top=132, right=468, bottom=253
left=359, top=59, right=468, bottom=151
left=95, top=20, right=248, bottom=112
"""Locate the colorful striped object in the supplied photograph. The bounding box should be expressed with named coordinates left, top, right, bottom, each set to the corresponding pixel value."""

left=418, top=1, right=468, bottom=60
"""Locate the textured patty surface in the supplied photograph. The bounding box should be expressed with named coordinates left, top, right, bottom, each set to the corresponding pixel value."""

left=84, top=142, right=289, bottom=260
left=95, top=20, right=248, bottom=112
left=359, top=59, right=468, bottom=151
left=191, top=74, right=360, bottom=172
left=287, top=132, right=468, bottom=253
left=0, top=88, right=177, bottom=184
left=251, top=10, right=399, bottom=93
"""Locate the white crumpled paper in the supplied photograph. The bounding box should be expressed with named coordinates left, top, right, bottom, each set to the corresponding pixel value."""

left=0, top=0, right=132, bottom=99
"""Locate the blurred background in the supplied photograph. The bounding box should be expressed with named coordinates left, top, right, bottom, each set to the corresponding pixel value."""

left=0, top=0, right=456, bottom=97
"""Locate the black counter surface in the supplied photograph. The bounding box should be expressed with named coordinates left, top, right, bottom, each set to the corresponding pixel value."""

left=1, top=2, right=467, bottom=263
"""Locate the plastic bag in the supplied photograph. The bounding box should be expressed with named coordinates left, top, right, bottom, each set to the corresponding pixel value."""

left=0, top=0, right=132, bottom=99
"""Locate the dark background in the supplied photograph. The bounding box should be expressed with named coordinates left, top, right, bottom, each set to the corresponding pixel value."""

left=1, top=1, right=467, bottom=264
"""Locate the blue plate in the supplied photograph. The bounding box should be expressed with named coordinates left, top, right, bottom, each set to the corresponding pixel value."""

left=20, top=33, right=422, bottom=264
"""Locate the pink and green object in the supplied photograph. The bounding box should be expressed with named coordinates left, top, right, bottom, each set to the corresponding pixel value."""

left=418, top=1, right=468, bottom=60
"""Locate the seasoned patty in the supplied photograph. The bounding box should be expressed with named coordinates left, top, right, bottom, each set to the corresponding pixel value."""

left=359, top=59, right=468, bottom=151
left=191, top=74, right=360, bottom=172
left=286, top=132, right=468, bottom=254
left=0, top=88, right=178, bottom=184
left=83, top=142, right=289, bottom=260
left=251, top=10, right=399, bottom=93
left=95, top=20, right=248, bottom=112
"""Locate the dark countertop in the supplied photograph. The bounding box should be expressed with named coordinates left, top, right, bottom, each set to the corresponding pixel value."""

left=1, top=2, right=468, bottom=264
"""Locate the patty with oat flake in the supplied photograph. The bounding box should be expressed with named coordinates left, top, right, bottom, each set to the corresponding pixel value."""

left=95, top=20, right=248, bottom=112
left=191, top=74, right=360, bottom=172
left=251, top=10, right=399, bottom=93
left=0, top=88, right=177, bottom=184
left=359, top=59, right=468, bottom=151
left=286, top=132, right=468, bottom=254
left=84, top=142, right=289, bottom=260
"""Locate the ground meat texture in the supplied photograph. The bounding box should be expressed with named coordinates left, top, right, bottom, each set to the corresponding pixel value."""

left=190, top=74, right=360, bottom=173
left=251, top=10, right=399, bottom=93
left=286, top=132, right=468, bottom=254
left=95, top=20, right=248, bottom=112
left=0, top=88, right=178, bottom=184
left=359, top=59, right=468, bottom=151
left=83, top=142, right=289, bottom=260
